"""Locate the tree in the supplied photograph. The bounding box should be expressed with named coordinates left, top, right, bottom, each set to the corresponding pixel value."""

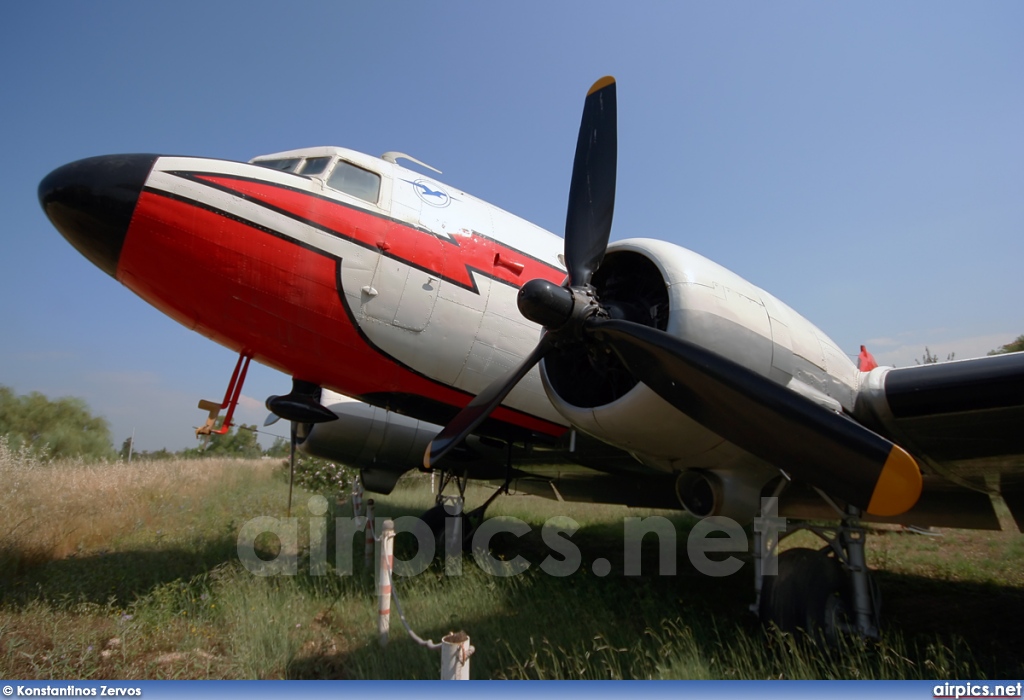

left=265, top=436, right=290, bottom=458
left=915, top=347, right=954, bottom=365
left=222, top=424, right=263, bottom=459
left=119, top=436, right=134, bottom=461
left=181, top=421, right=264, bottom=459
left=989, top=335, right=1024, bottom=356
left=0, top=385, right=115, bottom=460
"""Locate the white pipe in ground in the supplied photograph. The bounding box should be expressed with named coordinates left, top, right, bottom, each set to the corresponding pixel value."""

left=441, top=631, right=473, bottom=680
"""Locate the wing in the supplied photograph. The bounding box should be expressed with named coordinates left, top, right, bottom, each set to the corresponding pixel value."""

left=854, top=351, right=1024, bottom=529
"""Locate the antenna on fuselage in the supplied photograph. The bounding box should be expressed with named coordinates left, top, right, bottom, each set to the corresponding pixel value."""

left=381, top=151, right=442, bottom=175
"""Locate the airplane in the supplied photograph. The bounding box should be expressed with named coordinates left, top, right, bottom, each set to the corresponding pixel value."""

left=38, top=76, right=1024, bottom=642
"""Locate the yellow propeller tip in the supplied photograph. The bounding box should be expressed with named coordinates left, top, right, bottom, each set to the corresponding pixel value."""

left=588, top=76, right=616, bottom=96
left=867, top=446, right=923, bottom=516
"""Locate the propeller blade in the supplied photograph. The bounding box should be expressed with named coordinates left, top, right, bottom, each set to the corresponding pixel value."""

left=564, top=76, right=617, bottom=288
left=287, top=421, right=297, bottom=518
left=427, top=77, right=616, bottom=472
left=586, top=317, right=922, bottom=516
left=263, top=411, right=281, bottom=427
left=425, top=333, right=556, bottom=469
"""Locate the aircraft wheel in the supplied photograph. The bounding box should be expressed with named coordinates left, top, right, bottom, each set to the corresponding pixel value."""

left=418, top=504, right=474, bottom=556
left=461, top=504, right=489, bottom=550
left=419, top=503, right=448, bottom=539
left=759, top=547, right=851, bottom=645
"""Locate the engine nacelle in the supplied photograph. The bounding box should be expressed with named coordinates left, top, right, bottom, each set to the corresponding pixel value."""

left=540, top=238, right=859, bottom=472
left=299, top=390, right=437, bottom=494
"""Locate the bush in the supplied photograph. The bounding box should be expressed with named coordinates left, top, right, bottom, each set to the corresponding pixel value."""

left=284, top=455, right=356, bottom=498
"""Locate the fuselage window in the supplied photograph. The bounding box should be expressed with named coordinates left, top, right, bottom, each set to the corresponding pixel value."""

left=254, top=158, right=301, bottom=172
left=326, top=161, right=381, bottom=204
left=298, top=156, right=332, bottom=177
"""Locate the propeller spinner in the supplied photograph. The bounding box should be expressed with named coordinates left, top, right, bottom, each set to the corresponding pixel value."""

left=425, top=77, right=921, bottom=517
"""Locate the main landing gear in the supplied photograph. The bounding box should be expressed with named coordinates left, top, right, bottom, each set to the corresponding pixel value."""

left=752, top=495, right=880, bottom=644
left=420, top=444, right=513, bottom=555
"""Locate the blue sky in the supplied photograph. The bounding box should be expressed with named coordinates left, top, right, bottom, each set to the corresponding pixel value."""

left=2, top=2, right=1022, bottom=451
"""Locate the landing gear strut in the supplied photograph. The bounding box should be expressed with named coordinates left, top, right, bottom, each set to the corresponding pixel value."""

left=419, top=472, right=468, bottom=556
left=420, top=442, right=513, bottom=554
left=754, top=494, right=880, bottom=642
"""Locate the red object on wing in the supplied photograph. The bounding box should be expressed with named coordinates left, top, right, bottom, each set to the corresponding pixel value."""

left=858, top=345, right=878, bottom=372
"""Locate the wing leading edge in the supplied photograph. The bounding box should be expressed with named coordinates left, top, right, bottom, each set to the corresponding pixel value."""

left=855, top=352, right=1024, bottom=529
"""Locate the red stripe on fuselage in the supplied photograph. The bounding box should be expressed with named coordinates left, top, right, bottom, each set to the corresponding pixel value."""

left=117, top=189, right=564, bottom=436
left=189, top=173, right=564, bottom=292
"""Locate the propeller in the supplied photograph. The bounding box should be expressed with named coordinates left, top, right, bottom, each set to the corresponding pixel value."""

left=265, top=379, right=338, bottom=517
left=424, top=76, right=923, bottom=517
left=424, top=76, right=617, bottom=467
left=261, top=408, right=297, bottom=516
left=584, top=319, right=921, bottom=515
left=287, top=420, right=297, bottom=518
left=262, top=414, right=301, bottom=517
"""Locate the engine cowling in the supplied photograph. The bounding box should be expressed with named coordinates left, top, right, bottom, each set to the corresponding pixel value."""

left=299, top=391, right=437, bottom=494
left=539, top=238, right=859, bottom=478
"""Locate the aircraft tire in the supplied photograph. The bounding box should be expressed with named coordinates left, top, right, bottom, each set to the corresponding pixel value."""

left=419, top=503, right=448, bottom=539
left=759, top=547, right=851, bottom=645
left=418, top=504, right=474, bottom=556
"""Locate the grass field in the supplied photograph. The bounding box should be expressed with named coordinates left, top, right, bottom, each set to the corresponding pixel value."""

left=1, top=443, right=1022, bottom=679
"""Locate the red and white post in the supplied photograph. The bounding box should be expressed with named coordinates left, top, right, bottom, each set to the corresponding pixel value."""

left=377, top=519, right=395, bottom=647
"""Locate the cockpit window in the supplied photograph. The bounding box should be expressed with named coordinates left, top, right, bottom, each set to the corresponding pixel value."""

left=254, top=158, right=302, bottom=172
left=298, top=157, right=332, bottom=176
left=327, top=161, right=381, bottom=204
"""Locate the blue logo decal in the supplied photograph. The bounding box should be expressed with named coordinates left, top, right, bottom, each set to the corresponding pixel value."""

left=406, top=179, right=451, bottom=208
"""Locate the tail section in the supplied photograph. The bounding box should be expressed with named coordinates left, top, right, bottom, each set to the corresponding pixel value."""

left=858, top=345, right=878, bottom=372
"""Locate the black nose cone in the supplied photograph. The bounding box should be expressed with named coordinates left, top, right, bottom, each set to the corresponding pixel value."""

left=39, top=154, right=159, bottom=277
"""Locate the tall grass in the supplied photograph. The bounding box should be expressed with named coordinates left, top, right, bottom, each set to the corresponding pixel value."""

left=0, top=436, right=276, bottom=579
left=1, top=454, right=1021, bottom=679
